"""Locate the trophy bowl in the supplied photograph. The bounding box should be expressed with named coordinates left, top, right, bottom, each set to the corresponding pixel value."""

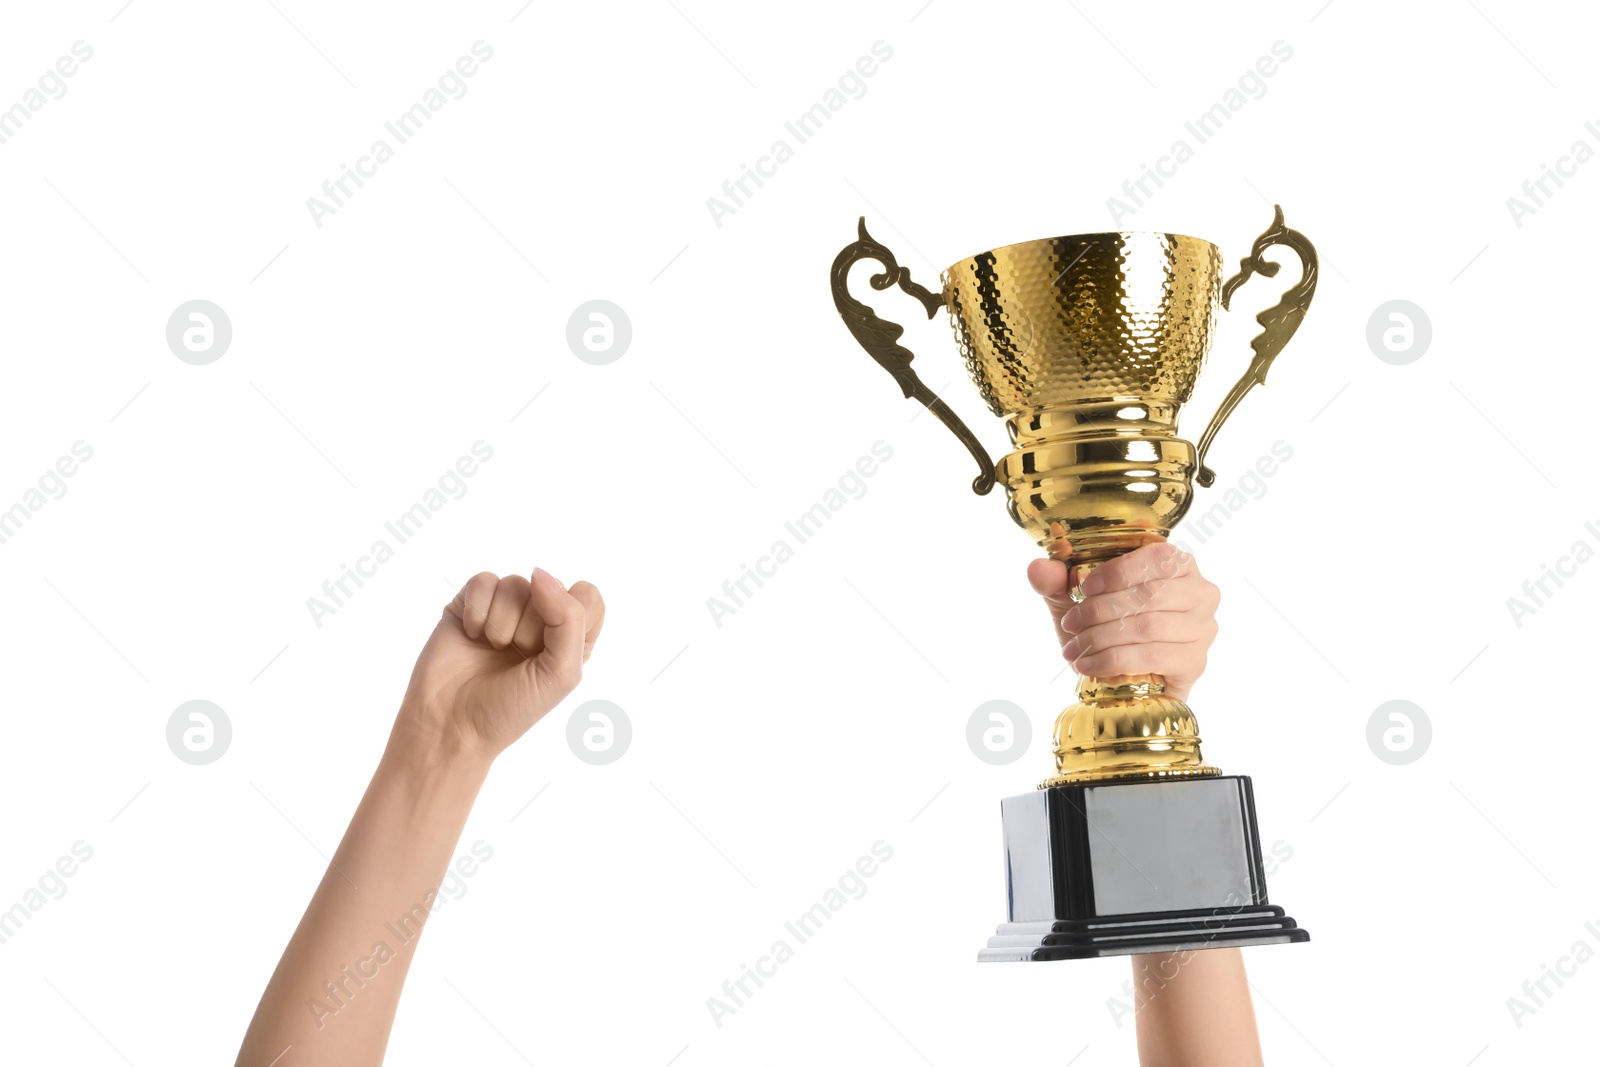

left=946, top=229, right=1222, bottom=568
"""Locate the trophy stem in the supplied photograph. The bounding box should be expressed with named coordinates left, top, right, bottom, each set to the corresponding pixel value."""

left=1041, top=559, right=1220, bottom=787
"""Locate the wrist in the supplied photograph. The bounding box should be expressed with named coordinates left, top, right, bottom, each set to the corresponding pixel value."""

left=370, top=734, right=492, bottom=838
left=385, top=700, right=496, bottom=787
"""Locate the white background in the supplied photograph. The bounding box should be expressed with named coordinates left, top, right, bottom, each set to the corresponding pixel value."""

left=1, top=1, right=1595, bottom=1064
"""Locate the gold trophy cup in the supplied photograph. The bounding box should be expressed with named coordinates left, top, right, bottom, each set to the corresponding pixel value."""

left=830, top=208, right=1318, bottom=959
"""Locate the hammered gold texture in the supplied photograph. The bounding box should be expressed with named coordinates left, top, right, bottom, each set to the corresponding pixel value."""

left=941, top=233, right=1223, bottom=418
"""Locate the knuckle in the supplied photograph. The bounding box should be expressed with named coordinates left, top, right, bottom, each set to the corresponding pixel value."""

left=1085, top=646, right=1123, bottom=676
left=466, top=573, right=498, bottom=609
left=1149, top=550, right=1174, bottom=575
left=1097, top=559, right=1130, bottom=586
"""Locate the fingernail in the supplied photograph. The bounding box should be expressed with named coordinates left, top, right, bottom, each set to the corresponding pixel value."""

left=1080, top=574, right=1103, bottom=596
left=1061, top=637, right=1080, bottom=660
left=1061, top=607, right=1081, bottom=632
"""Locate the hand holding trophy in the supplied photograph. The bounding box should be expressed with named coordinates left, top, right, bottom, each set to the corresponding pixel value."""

left=831, top=209, right=1317, bottom=960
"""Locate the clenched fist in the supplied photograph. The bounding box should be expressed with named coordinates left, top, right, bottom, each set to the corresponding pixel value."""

left=395, top=568, right=605, bottom=763
left=1028, top=542, right=1219, bottom=703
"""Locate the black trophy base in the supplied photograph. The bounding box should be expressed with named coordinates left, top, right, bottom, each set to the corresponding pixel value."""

left=980, top=904, right=1307, bottom=962
left=979, top=775, right=1308, bottom=963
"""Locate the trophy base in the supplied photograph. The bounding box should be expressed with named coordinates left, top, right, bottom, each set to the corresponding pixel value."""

left=979, top=774, right=1307, bottom=963
left=979, top=905, right=1307, bottom=961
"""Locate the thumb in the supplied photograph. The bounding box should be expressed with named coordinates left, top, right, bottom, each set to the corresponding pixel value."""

left=527, top=568, right=586, bottom=693
left=1027, top=554, right=1075, bottom=635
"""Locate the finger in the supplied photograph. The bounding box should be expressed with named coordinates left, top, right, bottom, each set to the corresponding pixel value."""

left=512, top=568, right=568, bottom=657
left=1027, top=557, right=1074, bottom=636
left=447, top=572, right=501, bottom=641
left=567, top=581, right=605, bottom=661
left=1027, top=558, right=1071, bottom=600
left=1080, top=543, right=1194, bottom=597
left=510, top=589, right=549, bottom=659
left=1063, top=577, right=1218, bottom=631
left=1073, top=640, right=1207, bottom=680
left=484, top=575, right=531, bottom=651
left=528, top=567, right=586, bottom=692
left=1062, top=611, right=1215, bottom=659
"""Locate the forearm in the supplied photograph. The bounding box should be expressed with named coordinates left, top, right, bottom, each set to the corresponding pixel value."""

left=235, top=711, right=490, bottom=1067
left=1131, top=947, right=1262, bottom=1067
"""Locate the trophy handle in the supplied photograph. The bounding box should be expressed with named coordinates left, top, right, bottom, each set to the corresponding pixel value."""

left=1194, top=205, right=1319, bottom=488
left=830, top=217, right=996, bottom=495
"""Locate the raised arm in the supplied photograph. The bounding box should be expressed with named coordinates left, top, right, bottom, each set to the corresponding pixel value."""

left=1028, top=546, right=1262, bottom=1067
left=234, top=568, right=604, bottom=1067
